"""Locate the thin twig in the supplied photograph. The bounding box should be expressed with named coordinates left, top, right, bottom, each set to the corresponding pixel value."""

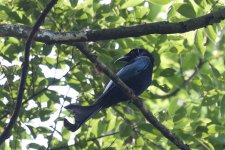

left=0, top=0, right=58, bottom=144
left=47, top=90, right=68, bottom=149
left=50, top=131, right=119, bottom=150
left=106, top=138, right=117, bottom=148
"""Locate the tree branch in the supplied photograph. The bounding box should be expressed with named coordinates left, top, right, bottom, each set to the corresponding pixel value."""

left=74, top=43, right=190, bottom=150
left=0, top=8, right=224, bottom=44
left=0, top=0, right=58, bottom=145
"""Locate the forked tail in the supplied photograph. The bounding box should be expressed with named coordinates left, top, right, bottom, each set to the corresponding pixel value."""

left=64, top=104, right=102, bottom=132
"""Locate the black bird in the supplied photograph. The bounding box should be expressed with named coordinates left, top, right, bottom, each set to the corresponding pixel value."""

left=64, top=48, right=154, bottom=132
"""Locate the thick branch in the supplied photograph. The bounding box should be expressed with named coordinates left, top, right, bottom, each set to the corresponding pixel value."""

left=0, top=0, right=58, bottom=144
left=0, top=8, right=225, bottom=43
left=75, top=43, right=190, bottom=150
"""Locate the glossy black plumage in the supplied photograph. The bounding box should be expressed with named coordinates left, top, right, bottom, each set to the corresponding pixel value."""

left=64, top=48, right=154, bottom=132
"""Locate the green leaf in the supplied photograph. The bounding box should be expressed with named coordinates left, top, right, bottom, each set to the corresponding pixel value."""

left=121, top=0, right=144, bottom=9
left=160, top=68, right=176, bottom=77
left=105, top=16, right=121, bottom=22
left=136, top=137, right=144, bottom=147
left=43, top=57, right=56, bottom=66
left=37, top=126, right=51, bottom=133
left=174, top=118, right=190, bottom=129
left=27, top=143, right=45, bottom=150
left=168, top=99, right=179, bottom=115
left=135, top=6, right=149, bottom=19
left=205, top=25, right=217, bottom=43
left=221, top=96, right=225, bottom=117
left=210, top=65, right=221, bottom=78
left=69, top=0, right=78, bottom=7
left=208, top=124, right=225, bottom=134
left=202, top=95, right=218, bottom=106
left=119, top=123, right=132, bottom=137
left=198, top=139, right=214, bottom=149
left=195, top=30, right=206, bottom=56
left=39, top=109, right=52, bottom=121
left=0, top=142, right=9, bottom=150
left=177, top=3, right=196, bottom=18
left=10, top=140, right=21, bottom=149
left=174, top=107, right=187, bottom=122
left=46, top=92, right=59, bottom=103
left=26, top=125, right=37, bottom=139
left=0, top=5, right=21, bottom=22
left=42, top=44, right=53, bottom=56
left=194, top=0, right=204, bottom=6
left=148, top=0, right=171, bottom=5
left=97, top=119, right=107, bottom=135
left=67, top=78, right=82, bottom=91
left=138, top=123, right=152, bottom=132
left=107, top=116, right=116, bottom=131
left=181, top=52, right=198, bottom=70
left=39, top=93, right=49, bottom=102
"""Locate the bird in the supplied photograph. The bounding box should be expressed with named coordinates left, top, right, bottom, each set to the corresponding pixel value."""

left=64, top=48, right=154, bottom=132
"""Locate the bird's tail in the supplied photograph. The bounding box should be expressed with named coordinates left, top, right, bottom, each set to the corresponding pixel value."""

left=64, top=103, right=102, bottom=132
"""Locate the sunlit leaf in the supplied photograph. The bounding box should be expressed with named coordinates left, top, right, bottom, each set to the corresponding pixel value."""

left=177, top=3, right=196, bottom=18
left=121, top=0, right=144, bottom=9
left=195, top=30, right=206, bottom=56
left=135, top=6, right=149, bottom=19
left=148, top=0, right=171, bottom=5
left=205, top=25, right=217, bottom=43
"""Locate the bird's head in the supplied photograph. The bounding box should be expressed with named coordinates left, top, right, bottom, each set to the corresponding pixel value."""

left=115, top=48, right=154, bottom=63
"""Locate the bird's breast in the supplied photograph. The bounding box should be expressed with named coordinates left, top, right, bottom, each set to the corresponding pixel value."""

left=127, top=63, right=152, bottom=95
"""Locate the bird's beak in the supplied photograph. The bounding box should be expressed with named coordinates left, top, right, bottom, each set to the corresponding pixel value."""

left=114, top=56, right=130, bottom=63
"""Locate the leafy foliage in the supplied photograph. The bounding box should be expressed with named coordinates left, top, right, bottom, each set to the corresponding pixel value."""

left=0, top=0, right=225, bottom=149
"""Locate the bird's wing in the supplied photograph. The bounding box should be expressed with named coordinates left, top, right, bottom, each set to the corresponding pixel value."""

left=103, top=56, right=151, bottom=93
